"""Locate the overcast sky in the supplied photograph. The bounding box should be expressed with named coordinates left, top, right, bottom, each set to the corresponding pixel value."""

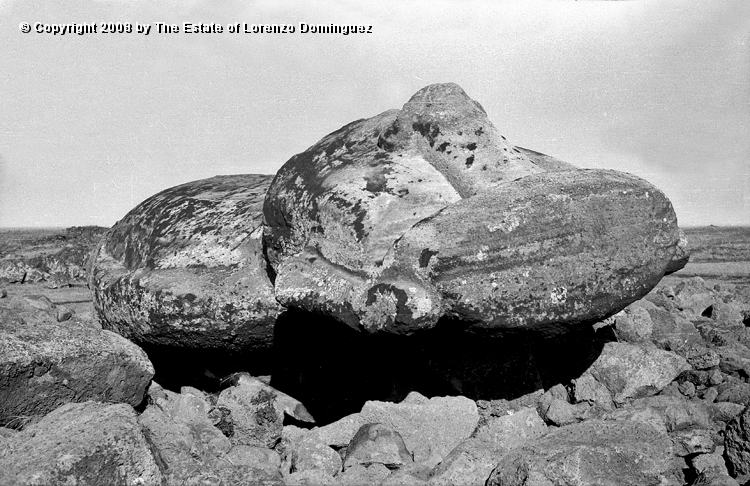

left=1, top=0, right=748, bottom=228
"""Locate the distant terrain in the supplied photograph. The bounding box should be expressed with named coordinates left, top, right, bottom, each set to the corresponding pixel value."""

left=666, top=226, right=750, bottom=286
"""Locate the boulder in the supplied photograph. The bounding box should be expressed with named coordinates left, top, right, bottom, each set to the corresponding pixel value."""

left=586, top=341, right=690, bottom=405
left=0, top=402, right=163, bottom=485
left=282, top=432, right=342, bottom=477
left=263, top=82, right=680, bottom=333
left=486, top=420, right=676, bottom=486
left=215, top=373, right=314, bottom=448
left=0, top=304, right=153, bottom=426
left=89, top=174, right=283, bottom=351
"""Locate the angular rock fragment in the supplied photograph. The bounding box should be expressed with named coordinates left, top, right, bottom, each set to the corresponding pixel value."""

left=215, top=373, right=313, bottom=448
left=264, top=82, right=680, bottom=333
left=428, top=407, right=547, bottom=486
left=89, top=174, right=283, bottom=352
left=288, top=392, right=477, bottom=469
left=343, top=423, right=413, bottom=470
left=725, top=405, right=750, bottom=477
left=285, top=434, right=342, bottom=477
left=139, top=383, right=285, bottom=485
left=0, top=402, right=163, bottom=485
left=586, top=342, right=690, bottom=404
left=486, top=420, right=676, bottom=486
left=0, top=305, right=153, bottom=425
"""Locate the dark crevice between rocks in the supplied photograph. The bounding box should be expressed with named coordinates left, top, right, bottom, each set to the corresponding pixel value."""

left=701, top=305, right=714, bottom=318
left=137, top=308, right=610, bottom=427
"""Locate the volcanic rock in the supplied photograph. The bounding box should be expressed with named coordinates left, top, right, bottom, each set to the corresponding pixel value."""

left=486, top=420, right=676, bottom=486
left=0, top=402, right=163, bottom=485
left=0, top=303, right=153, bottom=425
left=428, top=407, right=547, bottom=486
left=215, top=373, right=313, bottom=449
left=287, top=391, right=477, bottom=468
left=284, top=433, right=342, bottom=477
left=263, top=82, right=680, bottom=333
left=586, top=341, right=690, bottom=405
left=343, top=423, right=413, bottom=470
left=89, top=174, right=283, bottom=351
left=666, top=227, right=690, bottom=274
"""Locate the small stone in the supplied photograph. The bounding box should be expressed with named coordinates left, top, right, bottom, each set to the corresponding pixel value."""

left=0, top=289, right=7, bottom=298
left=703, top=387, right=719, bottom=403
left=55, top=305, right=73, bottom=322
left=216, top=375, right=309, bottom=448
left=709, top=369, right=724, bottom=386
left=688, top=349, right=721, bottom=370
left=539, top=397, right=590, bottom=426
left=23, top=294, right=54, bottom=310
left=344, top=423, right=413, bottom=470
left=660, top=381, right=683, bottom=398
left=679, top=381, right=696, bottom=398
left=671, top=428, right=715, bottom=456
left=224, top=445, right=281, bottom=477
left=572, top=373, right=614, bottom=410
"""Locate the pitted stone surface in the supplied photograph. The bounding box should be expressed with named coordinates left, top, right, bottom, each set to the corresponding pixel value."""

left=389, top=169, right=678, bottom=330
left=90, top=174, right=282, bottom=350
left=264, top=84, right=679, bottom=333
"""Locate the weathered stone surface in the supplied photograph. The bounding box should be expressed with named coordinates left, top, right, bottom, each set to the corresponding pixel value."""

left=0, top=402, right=163, bottom=485
left=572, top=372, right=615, bottom=410
left=389, top=169, right=678, bottom=332
left=336, top=463, right=391, bottom=485
left=140, top=383, right=285, bottom=485
left=285, top=433, right=342, bottom=477
left=89, top=174, right=282, bottom=351
left=215, top=374, right=313, bottom=448
left=691, top=449, right=739, bottom=486
left=343, top=423, right=413, bottom=470
left=586, top=342, right=690, bottom=404
left=264, top=83, right=679, bottom=333
left=0, top=303, right=153, bottom=425
left=671, top=277, right=718, bottom=319
left=486, top=420, right=676, bottom=486
left=600, top=395, right=712, bottom=436
left=429, top=407, right=547, bottom=486
left=292, top=392, right=477, bottom=469
left=665, top=227, right=690, bottom=274
left=725, top=405, right=750, bottom=477
left=225, top=445, right=282, bottom=477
